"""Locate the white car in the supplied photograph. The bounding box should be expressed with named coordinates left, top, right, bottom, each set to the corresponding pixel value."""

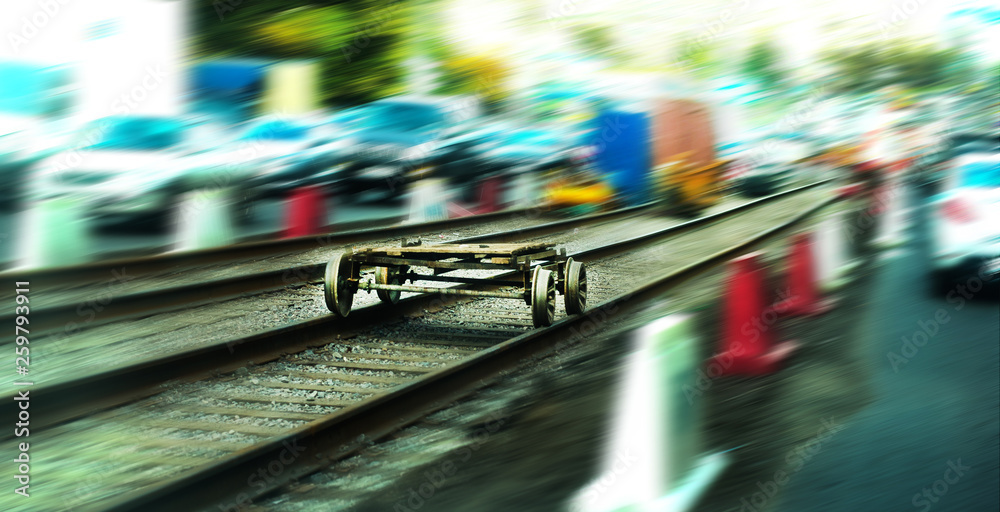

left=928, top=152, right=1000, bottom=293
left=30, top=116, right=254, bottom=225
left=233, top=116, right=351, bottom=197
left=0, top=114, right=74, bottom=209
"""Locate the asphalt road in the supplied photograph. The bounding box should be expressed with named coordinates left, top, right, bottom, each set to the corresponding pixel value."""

left=775, top=183, right=999, bottom=512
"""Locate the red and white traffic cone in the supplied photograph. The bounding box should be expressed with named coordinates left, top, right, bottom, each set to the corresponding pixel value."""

left=475, top=175, right=504, bottom=214
left=173, top=188, right=236, bottom=251
left=406, top=178, right=450, bottom=224
left=816, top=211, right=860, bottom=292
left=873, top=176, right=908, bottom=249
left=777, top=231, right=836, bottom=316
left=710, top=252, right=798, bottom=376
left=835, top=183, right=865, bottom=199
left=283, top=186, right=327, bottom=238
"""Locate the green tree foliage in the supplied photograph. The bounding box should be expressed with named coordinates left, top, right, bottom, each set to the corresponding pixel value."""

left=574, top=24, right=616, bottom=60
left=821, top=40, right=979, bottom=94
left=742, top=38, right=784, bottom=88
left=434, top=53, right=512, bottom=112
left=674, top=32, right=717, bottom=79
left=192, top=0, right=409, bottom=105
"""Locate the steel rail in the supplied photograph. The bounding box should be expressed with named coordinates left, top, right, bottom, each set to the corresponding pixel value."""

left=13, top=180, right=830, bottom=434
left=100, top=190, right=840, bottom=512
left=0, top=206, right=542, bottom=289
left=15, top=203, right=651, bottom=334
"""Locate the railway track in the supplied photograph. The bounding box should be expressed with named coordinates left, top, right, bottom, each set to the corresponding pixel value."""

left=0, top=181, right=842, bottom=512
left=0, top=208, right=537, bottom=290
left=1, top=187, right=829, bottom=397
left=2, top=183, right=827, bottom=406
left=2, top=205, right=614, bottom=334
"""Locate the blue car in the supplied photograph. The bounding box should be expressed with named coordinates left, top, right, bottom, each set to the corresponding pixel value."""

left=335, top=96, right=478, bottom=198
left=236, top=117, right=351, bottom=197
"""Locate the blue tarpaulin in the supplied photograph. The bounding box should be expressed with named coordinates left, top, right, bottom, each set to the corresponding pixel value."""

left=588, top=108, right=652, bottom=205
left=193, top=60, right=269, bottom=92
left=190, top=60, right=270, bottom=122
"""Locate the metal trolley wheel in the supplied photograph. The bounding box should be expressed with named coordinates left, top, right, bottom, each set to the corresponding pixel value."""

left=324, top=251, right=356, bottom=317
left=564, top=257, right=587, bottom=315
left=375, top=265, right=407, bottom=304
left=531, top=268, right=556, bottom=328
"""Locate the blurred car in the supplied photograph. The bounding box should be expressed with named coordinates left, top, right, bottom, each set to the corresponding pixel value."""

left=916, top=133, right=1000, bottom=193
left=335, top=95, right=479, bottom=198
left=0, top=115, right=74, bottom=210
left=30, top=116, right=254, bottom=226
left=433, top=120, right=592, bottom=202
left=237, top=117, right=351, bottom=197
left=0, top=63, right=73, bottom=210
left=732, top=135, right=803, bottom=197
left=735, top=162, right=793, bottom=197
left=0, top=115, right=46, bottom=210
left=928, top=152, right=1000, bottom=293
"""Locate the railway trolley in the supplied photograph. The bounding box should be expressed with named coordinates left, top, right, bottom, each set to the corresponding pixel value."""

left=323, top=241, right=587, bottom=327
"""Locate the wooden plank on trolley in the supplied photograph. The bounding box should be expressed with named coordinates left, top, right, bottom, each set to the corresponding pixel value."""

left=405, top=272, right=524, bottom=286
left=358, top=256, right=516, bottom=271
left=516, top=250, right=557, bottom=263
left=361, top=242, right=552, bottom=257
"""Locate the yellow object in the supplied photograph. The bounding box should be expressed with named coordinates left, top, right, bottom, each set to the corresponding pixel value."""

left=654, top=154, right=727, bottom=215
left=818, top=143, right=864, bottom=167
left=263, top=61, right=320, bottom=115
left=545, top=181, right=615, bottom=208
